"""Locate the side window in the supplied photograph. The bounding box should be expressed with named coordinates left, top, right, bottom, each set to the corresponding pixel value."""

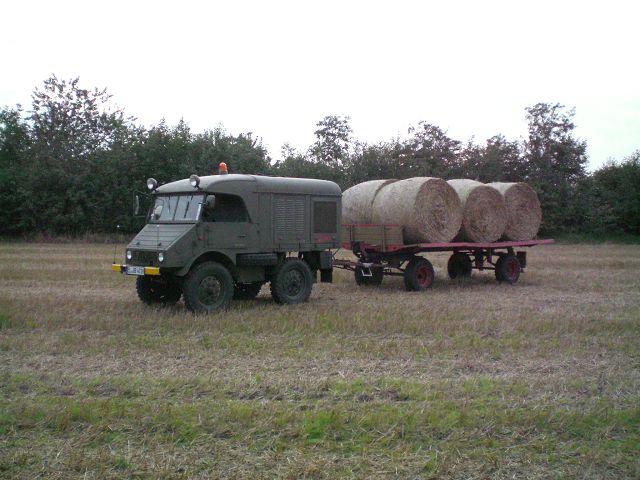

left=203, top=194, right=250, bottom=223
left=313, top=201, right=337, bottom=233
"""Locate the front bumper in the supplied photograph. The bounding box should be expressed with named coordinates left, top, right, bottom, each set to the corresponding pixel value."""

left=112, top=264, right=161, bottom=276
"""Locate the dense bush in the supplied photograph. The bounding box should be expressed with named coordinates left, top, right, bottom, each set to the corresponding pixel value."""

left=573, top=152, right=640, bottom=234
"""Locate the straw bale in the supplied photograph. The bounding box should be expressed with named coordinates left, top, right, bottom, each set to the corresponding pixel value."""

left=341, top=179, right=398, bottom=224
left=372, top=177, right=463, bottom=243
left=487, top=182, right=542, bottom=240
left=447, top=179, right=507, bottom=242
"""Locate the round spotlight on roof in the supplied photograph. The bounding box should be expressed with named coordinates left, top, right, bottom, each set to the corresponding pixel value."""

left=147, top=178, right=158, bottom=191
left=189, top=174, right=200, bottom=188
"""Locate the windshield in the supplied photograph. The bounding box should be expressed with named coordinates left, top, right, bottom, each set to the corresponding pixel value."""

left=150, top=194, right=204, bottom=222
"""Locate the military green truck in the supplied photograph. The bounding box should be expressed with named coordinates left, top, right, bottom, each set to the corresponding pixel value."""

left=112, top=169, right=341, bottom=313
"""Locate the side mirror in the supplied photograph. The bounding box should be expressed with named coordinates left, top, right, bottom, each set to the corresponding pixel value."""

left=132, top=191, right=150, bottom=218
left=152, top=204, right=163, bottom=221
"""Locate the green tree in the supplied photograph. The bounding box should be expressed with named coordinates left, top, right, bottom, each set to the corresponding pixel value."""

left=273, top=143, right=342, bottom=185
left=344, top=139, right=404, bottom=186
left=461, top=135, right=524, bottom=182
left=0, top=105, right=31, bottom=235
left=191, top=129, right=270, bottom=176
left=576, top=151, right=640, bottom=234
left=403, top=122, right=462, bottom=178
left=309, top=115, right=353, bottom=168
left=523, top=103, right=588, bottom=233
left=27, top=75, right=133, bottom=234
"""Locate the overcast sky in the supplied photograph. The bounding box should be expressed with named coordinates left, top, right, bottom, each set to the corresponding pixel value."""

left=2, top=0, right=639, bottom=170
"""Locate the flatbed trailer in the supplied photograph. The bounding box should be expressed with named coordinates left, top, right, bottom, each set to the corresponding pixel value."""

left=334, top=224, right=554, bottom=291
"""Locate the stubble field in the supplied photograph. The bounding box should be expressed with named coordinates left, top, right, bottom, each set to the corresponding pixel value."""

left=0, top=242, right=638, bottom=479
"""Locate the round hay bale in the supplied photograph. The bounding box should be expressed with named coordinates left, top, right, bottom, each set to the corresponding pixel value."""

left=372, top=177, right=463, bottom=243
left=486, top=182, right=542, bottom=240
left=342, top=179, right=398, bottom=224
left=447, top=179, right=507, bottom=243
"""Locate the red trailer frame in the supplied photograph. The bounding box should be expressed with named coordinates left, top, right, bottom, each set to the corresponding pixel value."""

left=333, top=224, right=553, bottom=291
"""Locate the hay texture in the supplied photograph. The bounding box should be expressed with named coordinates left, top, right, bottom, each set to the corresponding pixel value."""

left=341, top=179, right=398, bottom=224
left=487, top=182, right=542, bottom=240
left=447, top=179, right=507, bottom=243
left=372, top=177, right=463, bottom=243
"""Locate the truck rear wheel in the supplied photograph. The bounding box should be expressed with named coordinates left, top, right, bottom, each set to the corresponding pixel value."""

left=447, top=253, right=472, bottom=279
left=183, top=261, right=234, bottom=313
left=404, top=257, right=434, bottom=291
left=136, top=276, right=182, bottom=305
left=270, top=258, right=313, bottom=304
left=234, top=282, right=264, bottom=300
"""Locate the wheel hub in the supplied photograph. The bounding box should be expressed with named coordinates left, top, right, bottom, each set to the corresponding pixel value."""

left=198, top=276, right=222, bottom=305
left=505, top=259, right=519, bottom=281
left=283, top=270, right=304, bottom=296
left=416, top=265, right=432, bottom=287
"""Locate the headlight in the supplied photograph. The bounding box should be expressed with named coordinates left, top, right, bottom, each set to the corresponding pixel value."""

left=147, top=178, right=158, bottom=191
left=158, top=252, right=164, bottom=263
left=189, top=174, right=200, bottom=188
left=126, top=250, right=132, bottom=260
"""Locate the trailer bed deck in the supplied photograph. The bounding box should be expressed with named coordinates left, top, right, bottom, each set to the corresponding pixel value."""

left=336, top=224, right=553, bottom=290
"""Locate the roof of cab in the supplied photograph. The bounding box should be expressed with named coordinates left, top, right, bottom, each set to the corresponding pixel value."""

left=155, top=174, right=342, bottom=196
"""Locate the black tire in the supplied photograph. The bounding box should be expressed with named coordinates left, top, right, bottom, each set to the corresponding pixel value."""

left=354, top=266, right=384, bottom=286
left=404, top=257, right=435, bottom=291
left=447, top=253, right=472, bottom=279
left=494, top=255, right=505, bottom=282
left=136, top=276, right=182, bottom=305
left=182, top=261, right=234, bottom=313
left=233, top=282, right=263, bottom=300
left=495, top=254, right=520, bottom=284
left=270, top=258, right=313, bottom=304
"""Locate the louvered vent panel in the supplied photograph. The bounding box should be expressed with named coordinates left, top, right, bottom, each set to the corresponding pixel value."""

left=274, top=195, right=305, bottom=242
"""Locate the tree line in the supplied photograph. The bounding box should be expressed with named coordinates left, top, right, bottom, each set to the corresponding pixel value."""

left=1, top=76, right=638, bottom=237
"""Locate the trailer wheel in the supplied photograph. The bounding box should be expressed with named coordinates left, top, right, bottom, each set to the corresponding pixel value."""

left=233, top=282, right=264, bottom=300
left=495, top=254, right=520, bottom=284
left=270, top=258, right=313, bottom=304
left=136, top=276, right=182, bottom=305
left=404, top=257, right=434, bottom=291
left=182, top=261, right=234, bottom=313
left=354, top=266, right=384, bottom=286
left=447, top=253, right=472, bottom=279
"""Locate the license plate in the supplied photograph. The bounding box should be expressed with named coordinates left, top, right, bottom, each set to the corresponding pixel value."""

left=126, top=265, right=145, bottom=276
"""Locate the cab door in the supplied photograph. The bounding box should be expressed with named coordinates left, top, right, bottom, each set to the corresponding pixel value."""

left=203, top=194, right=257, bottom=251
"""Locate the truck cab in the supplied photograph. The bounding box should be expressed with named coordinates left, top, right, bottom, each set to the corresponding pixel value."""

left=113, top=171, right=341, bottom=313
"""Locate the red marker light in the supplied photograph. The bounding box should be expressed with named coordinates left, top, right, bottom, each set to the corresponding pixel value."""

left=219, top=162, right=228, bottom=175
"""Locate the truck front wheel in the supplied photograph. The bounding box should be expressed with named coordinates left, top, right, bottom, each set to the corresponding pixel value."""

left=183, top=261, right=234, bottom=313
left=136, top=276, right=182, bottom=305
left=270, top=258, right=313, bottom=304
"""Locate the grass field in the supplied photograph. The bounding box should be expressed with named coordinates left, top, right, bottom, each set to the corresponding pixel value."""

left=0, top=242, right=638, bottom=479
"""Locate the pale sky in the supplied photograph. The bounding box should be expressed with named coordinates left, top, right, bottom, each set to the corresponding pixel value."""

left=2, top=0, right=639, bottom=170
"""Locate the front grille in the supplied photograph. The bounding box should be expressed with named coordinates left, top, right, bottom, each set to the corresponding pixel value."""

left=130, top=250, right=158, bottom=266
